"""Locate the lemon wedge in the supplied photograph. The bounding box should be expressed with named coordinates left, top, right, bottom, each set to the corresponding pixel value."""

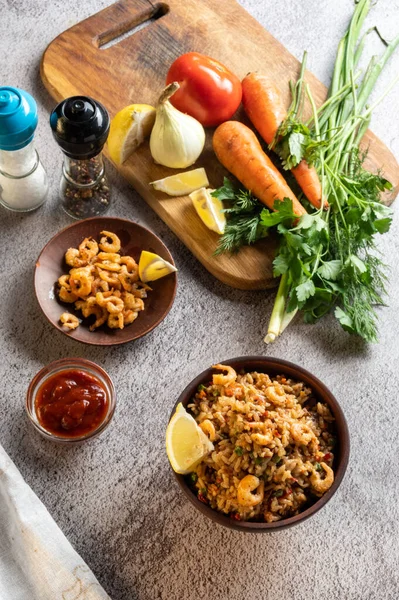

left=150, top=168, right=209, bottom=196
left=166, top=403, right=214, bottom=474
left=189, top=187, right=226, bottom=234
left=108, top=104, right=156, bottom=165
left=138, top=250, right=177, bottom=283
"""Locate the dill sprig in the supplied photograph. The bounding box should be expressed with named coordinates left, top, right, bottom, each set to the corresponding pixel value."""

left=212, top=179, right=267, bottom=255
left=213, top=179, right=299, bottom=255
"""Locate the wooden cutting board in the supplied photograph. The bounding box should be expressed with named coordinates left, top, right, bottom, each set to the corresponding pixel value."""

left=40, top=0, right=399, bottom=290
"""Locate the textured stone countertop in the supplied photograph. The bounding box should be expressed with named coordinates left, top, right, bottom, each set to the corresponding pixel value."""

left=1, top=1, right=399, bottom=599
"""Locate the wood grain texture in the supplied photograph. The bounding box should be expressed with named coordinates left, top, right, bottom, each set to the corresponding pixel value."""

left=40, top=0, right=399, bottom=290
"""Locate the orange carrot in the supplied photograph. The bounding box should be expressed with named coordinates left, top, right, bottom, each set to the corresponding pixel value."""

left=242, top=73, right=284, bottom=146
left=213, top=121, right=307, bottom=217
left=242, top=73, right=327, bottom=209
left=291, top=160, right=323, bottom=207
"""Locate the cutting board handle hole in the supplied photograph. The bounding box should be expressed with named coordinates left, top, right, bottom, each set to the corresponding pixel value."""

left=98, top=3, right=169, bottom=50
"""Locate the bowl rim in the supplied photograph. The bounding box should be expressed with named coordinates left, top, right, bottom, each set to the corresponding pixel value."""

left=26, top=357, right=116, bottom=443
left=34, top=216, right=177, bottom=346
left=170, top=355, right=350, bottom=532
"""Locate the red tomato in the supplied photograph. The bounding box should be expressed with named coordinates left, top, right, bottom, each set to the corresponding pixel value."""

left=166, top=52, right=242, bottom=127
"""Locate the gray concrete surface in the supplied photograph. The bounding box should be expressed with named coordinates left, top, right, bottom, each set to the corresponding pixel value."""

left=1, top=1, right=399, bottom=599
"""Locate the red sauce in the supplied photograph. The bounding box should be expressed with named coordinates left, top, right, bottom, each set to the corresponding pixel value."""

left=35, top=369, right=108, bottom=438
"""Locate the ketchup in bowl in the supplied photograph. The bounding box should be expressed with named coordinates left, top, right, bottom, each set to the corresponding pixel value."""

left=35, top=370, right=108, bottom=437
left=26, top=359, right=116, bottom=442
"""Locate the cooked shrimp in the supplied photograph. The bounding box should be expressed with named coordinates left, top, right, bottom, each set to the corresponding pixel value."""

left=251, top=432, right=274, bottom=446
left=123, top=292, right=144, bottom=311
left=199, top=419, right=216, bottom=442
left=97, top=252, right=121, bottom=263
left=120, top=256, right=138, bottom=272
left=74, top=299, right=87, bottom=312
left=131, top=284, right=150, bottom=298
left=96, top=291, right=117, bottom=306
left=60, top=312, right=79, bottom=330
left=58, top=286, right=78, bottom=303
left=97, top=268, right=120, bottom=287
left=91, top=278, right=109, bottom=295
left=265, top=384, right=286, bottom=406
left=99, top=231, right=121, bottom=253
left=212, top=364, right=237, bottom=387
left=123, top=309, right=138, bottom=325
left=310, top=462, right=334, bottom=494
left=105, top=297, right=124, bottom=314
left=57, top=231, right=150, bottom=333
left=87, top=306, right=108, bottom=331
left=118, top=267, right=139, bottom=291
left=237, top=475, right=264, bottom=507
left=290, top=422, right=315, bottom=446
left=58, top=275, right=70, bottom=288
left=78, top=237, right=98, bottom=260
left=94, top=261, right=121, bottom=273
left=65, top=248, right=89, bottom=268
left=107, top=313, right=123, bottom=329
left=69, top=268, right=93, bottom=298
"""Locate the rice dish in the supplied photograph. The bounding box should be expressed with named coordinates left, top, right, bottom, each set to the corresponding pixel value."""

left=187, top=364, right=336, bottom=523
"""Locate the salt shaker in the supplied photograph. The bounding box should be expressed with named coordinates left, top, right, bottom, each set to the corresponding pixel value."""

left=0, top=87, right=48, bottom=212
left=50, top=96, right=111, bottom=219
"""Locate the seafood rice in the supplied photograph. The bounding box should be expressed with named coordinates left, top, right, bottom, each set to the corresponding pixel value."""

left=187, top=364, right=336, bottom=523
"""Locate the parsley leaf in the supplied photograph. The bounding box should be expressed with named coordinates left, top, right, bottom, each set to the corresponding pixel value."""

left=273, top=254, right=290, bottom=276
left=211, top=177, right=236, bottom=201
left=288, top=131, right=308, bottom=166
left=260, top=198, right=297, bottom=227
left=296, top=279, right=316, bottom=303
left=317, top=260, right=342, bottom=281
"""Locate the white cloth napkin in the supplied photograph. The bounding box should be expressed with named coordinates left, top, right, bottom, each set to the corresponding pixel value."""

left=0, top=444, right=111, bottom=600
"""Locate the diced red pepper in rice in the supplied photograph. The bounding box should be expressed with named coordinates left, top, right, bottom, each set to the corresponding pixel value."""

left=230, top=512, right=241, bottom=521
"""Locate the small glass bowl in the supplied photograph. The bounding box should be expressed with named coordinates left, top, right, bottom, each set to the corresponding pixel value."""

left=26, top=358, right=116, bottom=444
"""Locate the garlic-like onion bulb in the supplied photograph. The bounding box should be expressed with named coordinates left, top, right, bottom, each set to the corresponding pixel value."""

left=150, top=82, right=206, bottom=169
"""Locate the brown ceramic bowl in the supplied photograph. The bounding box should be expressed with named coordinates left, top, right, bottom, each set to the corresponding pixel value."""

left=34, top=217, right=177, bottom=345
left=170, top=356, right=350, bottom=532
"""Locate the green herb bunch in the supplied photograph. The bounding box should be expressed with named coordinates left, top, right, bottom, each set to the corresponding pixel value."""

left=214, top=0, right=398, bottom=343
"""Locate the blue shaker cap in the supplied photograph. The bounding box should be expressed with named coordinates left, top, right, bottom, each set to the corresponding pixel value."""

left=0, top=87, right=38, bottom=151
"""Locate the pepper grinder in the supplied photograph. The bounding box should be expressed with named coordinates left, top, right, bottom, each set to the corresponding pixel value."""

left=50, top=96, right=111, bottom=219
left=0, top=86, right=48, bottom=212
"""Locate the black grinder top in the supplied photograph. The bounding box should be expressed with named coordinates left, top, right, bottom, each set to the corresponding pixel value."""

left=50, top=96, right=110, bottom=160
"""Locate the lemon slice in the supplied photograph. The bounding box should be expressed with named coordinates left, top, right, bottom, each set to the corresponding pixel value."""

left=166, top=403, right=214, bottom=474
left=108, top=104, right=156, bottom=165
left=138, top=250, right=177, bottom=283
left=189, top=187, right=226, bottom=234
left=150, top=168, right=209, bottom=196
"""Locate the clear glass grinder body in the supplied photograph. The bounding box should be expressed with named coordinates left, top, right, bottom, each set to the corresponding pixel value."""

left=0, top=87, right=48, bottom=212
left=50, top=96, right=111, bottom=219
